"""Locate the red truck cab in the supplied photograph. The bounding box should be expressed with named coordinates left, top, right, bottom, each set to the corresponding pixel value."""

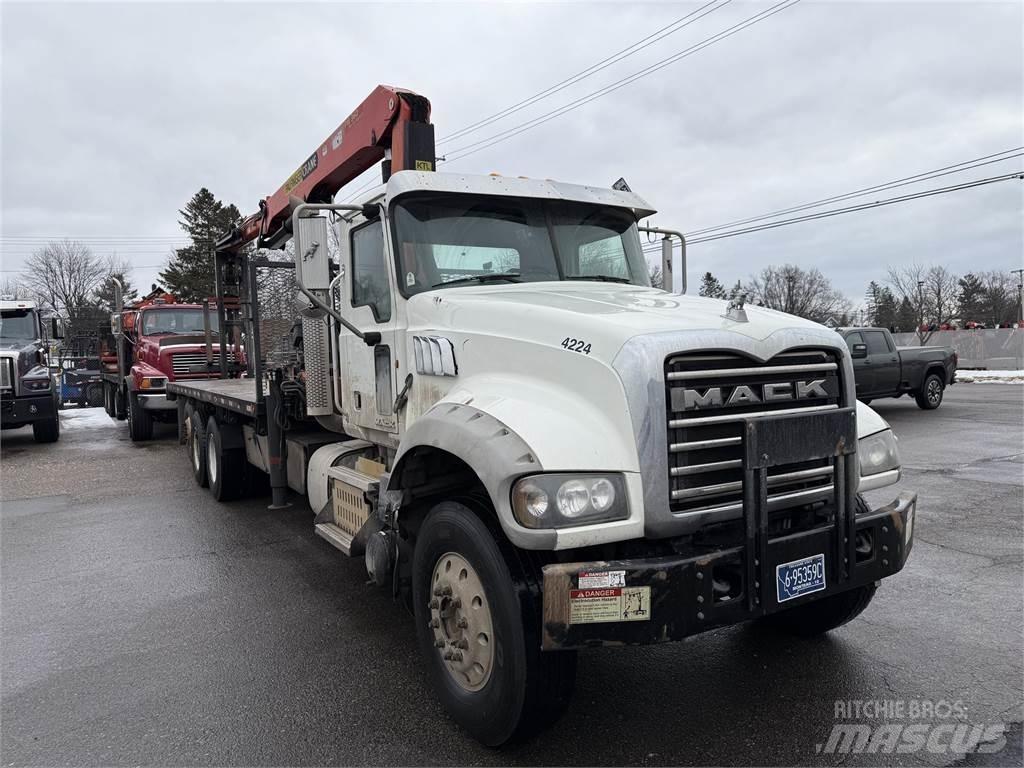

left=101, top=293, right=240, bottom=441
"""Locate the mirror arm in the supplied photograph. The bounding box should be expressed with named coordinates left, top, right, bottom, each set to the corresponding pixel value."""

left=638, top=226, right=687, bottom=294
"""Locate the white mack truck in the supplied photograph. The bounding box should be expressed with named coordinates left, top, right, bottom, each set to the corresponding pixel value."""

left=165, top=86, right=916, bottom=745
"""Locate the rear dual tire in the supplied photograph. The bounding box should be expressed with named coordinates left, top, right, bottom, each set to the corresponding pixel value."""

left=205, top=416, right=245, bottom=502
left=412, top=500, right=576, bottom=746
left=185, top=405, right=208, bottom=488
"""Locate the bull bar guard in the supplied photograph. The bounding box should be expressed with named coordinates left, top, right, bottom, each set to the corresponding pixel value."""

left=541, top=408, right=916, bottom=650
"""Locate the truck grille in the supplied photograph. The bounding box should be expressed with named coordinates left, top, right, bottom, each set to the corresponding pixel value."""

left=0, top=358, right=12, bottom=390
left=170, top=351, right=235, bottom=376
left=665, top=349, right=843, bottom=516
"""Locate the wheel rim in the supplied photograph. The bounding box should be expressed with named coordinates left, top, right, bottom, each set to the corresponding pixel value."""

left=207, top=434, right=218, bottom=484
left=927, top=379, right=941, bottom=404
left=428, top=552, right=494, bottom=692
left=189, top=419, right=200, bottom=470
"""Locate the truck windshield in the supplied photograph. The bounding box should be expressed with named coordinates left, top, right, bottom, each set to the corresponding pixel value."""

left=141, top=309, right=220, bottom=336
left=392, top=194, right=650, bottom=295
left=0, top=309, right=37, bottom=340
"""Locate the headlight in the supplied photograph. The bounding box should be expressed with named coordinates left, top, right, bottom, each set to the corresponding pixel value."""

left=512, top=473, right=628, bottom=529
left=24, top=378, right=51, bottom=391
left=141, top=376, right=166, bottom=389
left=858, top=429, right=900, bottom=476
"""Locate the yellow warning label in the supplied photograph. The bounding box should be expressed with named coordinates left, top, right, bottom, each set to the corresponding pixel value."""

left=415, top=160, right=433, bottom=172
left=568, top=586, right=651, bottom=625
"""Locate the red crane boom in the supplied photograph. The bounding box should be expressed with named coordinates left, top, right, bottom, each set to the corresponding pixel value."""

left=219, top=85, right=434, bottom=253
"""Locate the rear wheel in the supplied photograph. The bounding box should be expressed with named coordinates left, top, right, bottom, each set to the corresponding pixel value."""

left=185, top=404, right=208, bottom=488
left=86, top=383, right=104, bottom=408
left=127, top=391, right=153, bottom=441
left=915, top=373, right=944, bottom=410
left=206, top=416, right=245, bottom=502
left=103, top=383, right=114, bottom=417
left=412, top=500, right=576, bottom=746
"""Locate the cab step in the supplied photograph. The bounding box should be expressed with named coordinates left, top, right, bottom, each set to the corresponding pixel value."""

left=314, top=522, right=356, bottom=555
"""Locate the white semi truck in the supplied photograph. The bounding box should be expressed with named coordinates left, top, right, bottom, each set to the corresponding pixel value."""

left=165, top=86, right=916, bottom=745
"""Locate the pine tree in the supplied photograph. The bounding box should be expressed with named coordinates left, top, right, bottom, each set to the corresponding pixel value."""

left=957, top=273, right=985, bottom=323
left=698, top=271, right=728, bottom=298
left=160, top=188, right=242, bottom=302
left=895, top=296, right=917, bottom=333
left=95, top=272, right=138, bottom=312
left=874, top=286, right=898, bottom=331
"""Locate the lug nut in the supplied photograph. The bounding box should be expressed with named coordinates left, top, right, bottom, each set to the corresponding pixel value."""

left=428, top=599, right=439, bottom=609
left=429, top=618, right=440, bottom=629
left=456, top=639, right=469, bottom=650
left=433, top=585, right=452, bottom=597
left=451, top=598, right=462, bottom=609
left=434, top=639, right=445, bottom=648
left=443, top=650, right=453, bottom=660
left=451, top=651, right=464, bottom=662
left=456, top=617, right=468, bottom=629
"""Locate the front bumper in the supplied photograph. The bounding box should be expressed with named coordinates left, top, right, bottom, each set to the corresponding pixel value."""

left=137, top=392, right=176, bottom=411
left=542, top=492, right=915, bottom=649
left=0, top=391, right=57, bottom=426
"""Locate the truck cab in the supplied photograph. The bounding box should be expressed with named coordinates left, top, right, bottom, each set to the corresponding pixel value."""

left=101, top=293, right=238, bottom=441
left=0, top=299, right=60, bottom=442
left=167, top=91, right=917, bottom=745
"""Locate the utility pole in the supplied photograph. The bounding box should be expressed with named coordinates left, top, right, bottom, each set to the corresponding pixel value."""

left=1012, top=268, right=1024, bottom=327
left=917, top=279, right=925, bottom=345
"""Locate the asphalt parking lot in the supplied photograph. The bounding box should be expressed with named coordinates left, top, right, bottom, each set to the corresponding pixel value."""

left=2, top=385, right=1022, bottom=766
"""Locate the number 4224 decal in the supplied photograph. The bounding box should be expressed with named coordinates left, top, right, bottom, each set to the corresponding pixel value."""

left=561, top=337, right=592, bottom=355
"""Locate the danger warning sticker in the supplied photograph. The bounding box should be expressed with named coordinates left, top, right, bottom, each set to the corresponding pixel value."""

left=577, top=570, right=626, bottom=589
left=568, top=586, right=651, bottom=625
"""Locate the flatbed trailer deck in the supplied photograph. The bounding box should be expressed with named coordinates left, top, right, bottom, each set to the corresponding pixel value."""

left=167, top=378, right=263, bottom=417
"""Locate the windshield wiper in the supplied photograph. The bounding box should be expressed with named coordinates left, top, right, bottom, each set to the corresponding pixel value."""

left=432, top=273, right=522, bottom=288
left=565, top=275, right=631, bottom=284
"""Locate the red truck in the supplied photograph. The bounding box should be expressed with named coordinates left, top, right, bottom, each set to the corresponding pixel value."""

left=100, top=289, right=240, bottom=440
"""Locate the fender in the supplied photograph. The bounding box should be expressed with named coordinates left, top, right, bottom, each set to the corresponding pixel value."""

left=389, top=401, right=557, bottom=549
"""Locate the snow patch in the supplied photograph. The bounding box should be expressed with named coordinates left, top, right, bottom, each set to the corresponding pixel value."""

left=956, top=370, right=1024, bottom=384
left=60, top=407, right=119, bottom=430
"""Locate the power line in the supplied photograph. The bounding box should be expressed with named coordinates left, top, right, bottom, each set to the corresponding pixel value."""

left=438, top=0, right=731, bottom=145
left=441, top=0, right=801, bottom=165
left=676, top=172, right=1023, bottom=245
left=687, top=147, right=1024, bottom=236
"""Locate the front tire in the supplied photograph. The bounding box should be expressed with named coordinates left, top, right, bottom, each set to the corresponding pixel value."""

left=32, top=413, right=60, bottom=443
left=412, top=500, right=576, bottom=746
left=127, top=391, right=153, bottom=441
left=915, top=373, right=944, bottom=410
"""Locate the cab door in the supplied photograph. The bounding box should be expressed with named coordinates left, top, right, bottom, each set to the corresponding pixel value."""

left=339, top=216, right=402, bottom=442
left=864, top=330, right=900, bottom=394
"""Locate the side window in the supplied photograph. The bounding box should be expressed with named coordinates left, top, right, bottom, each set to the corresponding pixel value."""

left=844, top=332, right=864, bottom=350
left=351, top=221, right=391, bottom=323
left=865, top=331, right=890, bottom=355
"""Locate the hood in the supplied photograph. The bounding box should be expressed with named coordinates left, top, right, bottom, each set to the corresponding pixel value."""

left=0, top=339, right=34, bottom=354
left=406, top=282, right=829, bottom=362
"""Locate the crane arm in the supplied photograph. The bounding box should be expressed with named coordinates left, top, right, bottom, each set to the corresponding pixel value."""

left=219, top=85, right=433, bottom=253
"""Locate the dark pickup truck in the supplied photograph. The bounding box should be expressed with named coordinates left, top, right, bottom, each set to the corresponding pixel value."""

left=837, top=327, right=958, bottom=410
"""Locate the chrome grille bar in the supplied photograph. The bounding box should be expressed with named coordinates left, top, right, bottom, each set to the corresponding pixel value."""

left=666, top=362, right=836, bottom=381
left=671, top=463, right=835, bottom=500
left=669, top=403, right=838, bottom=428
left=670, top=436, right=743, bottom=452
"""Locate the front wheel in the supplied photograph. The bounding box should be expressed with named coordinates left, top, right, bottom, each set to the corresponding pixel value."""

left=127, top=392, right=153, bottom=441
left=412, top=500, right=576, bottom=746
left=32, top=414, right=60, bottom=443
left=914, top=373, right=944, bottom=410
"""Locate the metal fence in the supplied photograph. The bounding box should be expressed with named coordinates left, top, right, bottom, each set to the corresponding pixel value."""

left=251, top=250, right=301, bottom=370
left=891, top=328, right=1024, bottom=369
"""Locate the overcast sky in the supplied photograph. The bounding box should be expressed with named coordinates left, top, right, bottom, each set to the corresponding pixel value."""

left=2, top=1, right=1022, bottom=303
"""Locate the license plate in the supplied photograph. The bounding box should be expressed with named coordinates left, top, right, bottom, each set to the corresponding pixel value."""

left=776, top=553, right=826, bottom=603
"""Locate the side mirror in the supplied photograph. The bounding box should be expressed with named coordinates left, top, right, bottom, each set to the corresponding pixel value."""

left=50, top=318, right=64, bottom=340
left=851, top=343, right=867, bottom=359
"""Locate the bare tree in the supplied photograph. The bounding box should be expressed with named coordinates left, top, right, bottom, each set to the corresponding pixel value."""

left=886, top=263, right=959, bottom=344
left=20, top=241, right=114, bottom=332
left=744, top=264, right=850, bottom=324
left=0, top=276, right=31, bottom=299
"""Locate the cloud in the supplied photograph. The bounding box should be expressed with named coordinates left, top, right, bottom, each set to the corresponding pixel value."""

left=2, top=1, right=1021, bottom=302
